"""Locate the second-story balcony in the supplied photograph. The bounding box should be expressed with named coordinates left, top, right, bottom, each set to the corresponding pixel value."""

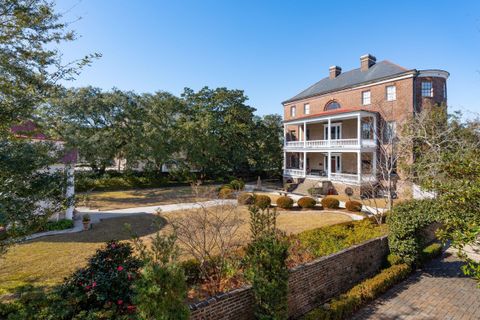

left=283, top=110, right=378, bottom=151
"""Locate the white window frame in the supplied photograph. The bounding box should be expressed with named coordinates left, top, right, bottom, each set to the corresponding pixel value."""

left=291, top=106, right=296, bottom=117
left=421, top=82, right=433, bottom=97
left=443, top=82, right=447, bottom=99
left=324, top=123, right=342, bottom=140
left=362, top=91, right=371, bottom=105
left=304, top=103, right=310, bottom=115
left=386, top=85, right=396, bottom=101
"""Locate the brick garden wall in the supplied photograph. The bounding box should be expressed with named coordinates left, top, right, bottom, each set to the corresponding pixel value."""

left=190, top=236, right=389, bottom=320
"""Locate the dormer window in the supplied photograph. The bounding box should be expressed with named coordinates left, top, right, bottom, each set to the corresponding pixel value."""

left=304, top=103, right=310, bottom=115
left=325, top=101, right=340, bottom=111
left=290, top=106, right=296, bottom=117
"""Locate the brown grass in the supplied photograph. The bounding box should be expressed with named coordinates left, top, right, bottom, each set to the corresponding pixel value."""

left=0, top=206, right=352, bottom=296
left=77, top=186, right=216, bottom=210
left=327, top=194, right=406, bottom=209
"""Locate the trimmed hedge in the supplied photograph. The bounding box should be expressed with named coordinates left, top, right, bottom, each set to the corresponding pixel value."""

left=321, top=197, right=340, bottom=209
left=276, top=196, right=294, bottom=209
left=345, top=200, right=362, bottom=212
left=238, top=193, right=254, bottom=205
left=305, top=263, right=411, bottom=320
left=40, top=219, right=74, bottom=232
left=387, top=199, right=440, bottom=265
left=254, top=195, right=272, bottom=209
left=76, top=173, right=170, bottom=192
left=297, top=197, right=316, bottom=209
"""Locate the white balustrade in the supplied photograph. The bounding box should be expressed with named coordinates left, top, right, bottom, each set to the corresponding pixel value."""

left=285, top=141, right=305, bottom=148
left=330, top=172, right=358, bottom=183
left=283, top=169, right=304, bottom=177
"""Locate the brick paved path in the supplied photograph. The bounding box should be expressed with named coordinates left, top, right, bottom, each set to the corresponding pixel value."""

left=353, top=249, right=480, bottom=320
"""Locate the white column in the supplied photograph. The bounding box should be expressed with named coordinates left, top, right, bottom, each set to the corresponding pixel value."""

left=327, top=151, right=332, bottom=179
left=283, top=124, right=287, bottom=146
left=303, top=121, right=307, bottom=147
left=372, top=151, right=377, bottom=178
left=357, top=114, right=361, bottom=147
left=283, top=151, right=286, bottom=171
left=303, top=152, right=307, bottom=177
left=373, top=115, right=377, bottom=145
left=327, top=118, right=331, bottom=147
left=357, top=151, right=362, bottom=183
left=65, top=164, right=75, bottom=220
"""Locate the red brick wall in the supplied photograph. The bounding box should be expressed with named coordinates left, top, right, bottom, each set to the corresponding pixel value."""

left=189, top=236, right=389, bottom=319
left=413, top=77, right=447, bottom=112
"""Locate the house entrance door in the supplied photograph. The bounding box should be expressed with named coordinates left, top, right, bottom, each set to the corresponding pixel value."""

left=331, top=157, right=337, bottom=173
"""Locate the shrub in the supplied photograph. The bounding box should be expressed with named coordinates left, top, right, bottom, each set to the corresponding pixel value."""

left=59, top=240, right=142, bottom=317
left=218, top=187, right=234, bottom=199
left=387, top=253, right=403, bottom=266
left=40, top=219, right=74, bottom=231
left=345, top=200, right=362, bottom=212
left=276, top=196, right=294, bottom=209
left=307, top=187, right=322, bottom=197
left=305, top=263, right=411, bottom=320
left=388, top=199, right=440, bottom=265
left=238, top=192, right=254, bottom=205
left=297, top=197, right=316, bottom=209
left=229, top=179, right=245, bottom=191
left=420, top=242, right=443, bottom=264
left=254, top=195, right=271, bottom=209
left=246, top=205, right=289, bottom=320
left=180, top=259, right=202, bottom=285
left=321, top=197, right=340, bottom=209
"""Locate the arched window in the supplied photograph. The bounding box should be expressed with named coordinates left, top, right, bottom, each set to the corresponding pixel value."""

left=325, top=101, right=341, bottom=111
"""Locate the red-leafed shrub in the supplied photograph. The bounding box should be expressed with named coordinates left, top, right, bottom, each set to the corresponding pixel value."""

left=276, top=196, right=294, bottom=209
left=345, top=200, right=362, bottom=212
left=321, top=197, right=340, bottom=209
left=297, top=197, right=317, bottom=209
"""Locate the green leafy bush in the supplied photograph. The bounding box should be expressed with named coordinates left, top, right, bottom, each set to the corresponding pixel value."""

left=420, top=242, right=442, bottom=264
left=387, top=253, right=403, bottom=266
left=321, top=197, right=340, bottom=209
left=76, top=172, right=170, bottom=192
left=305, top=263, right=411, bottom=320
left=40, top=219, right=74, bottom=232
left=237, top=192, right=254, bottom=205
left=246, top=205, right=289, bottom=320
left=276, top=196, right=294, bottom=209
left=297, top=220, right=387, bottom=258
left=254, top=195, right=272, bottom=209
left=59, top=240, right=142, bottom=317
left=297, top=197, right=316, bottom=209
left=345, top=200, right=362, bottom=212
left=388, top=199, right=440, bottom=265
left=180, top=259, right=202, bottom=285
left=229, top=179, right=245, bottom=191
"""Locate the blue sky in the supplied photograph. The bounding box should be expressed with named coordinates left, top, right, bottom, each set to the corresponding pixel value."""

left=56, top=0, right=480, bottom=118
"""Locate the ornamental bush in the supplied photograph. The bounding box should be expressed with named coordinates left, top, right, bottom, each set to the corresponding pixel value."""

left=40, top=219, right=74, bottom=232
left=297, top=197, right=316, bottom=209
left=254, top=195, right=272, bottom=209
left=237, top=192, right=254, bottom=205
left=218, top=187, right=234, bottom=199
left=229, top=179, right=245, bottom=191
left=387, top=199, right=440, bottom=265
left=305, top=263, right=411, bottom=320
left=345, top=200, right=362, bottom=212
left=276, top=196, right=294, bottom=209
left=321, top=197, right=340, bottom=209
left=59, top=240, right=142, bottom=317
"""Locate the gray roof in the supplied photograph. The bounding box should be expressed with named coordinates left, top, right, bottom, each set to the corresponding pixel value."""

left=283, top=61, right=413, bottom=104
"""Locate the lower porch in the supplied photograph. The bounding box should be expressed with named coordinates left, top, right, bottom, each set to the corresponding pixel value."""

left=283, top=151, right=377, bottom=185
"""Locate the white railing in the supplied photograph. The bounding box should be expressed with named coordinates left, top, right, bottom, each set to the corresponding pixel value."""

left=285, top=139, right=375, bottom=149
left=330, top=172, right=359, bottom=183
left=284, top=141, right=305, bottom=148
left=283, top=169, right=304, bottom=176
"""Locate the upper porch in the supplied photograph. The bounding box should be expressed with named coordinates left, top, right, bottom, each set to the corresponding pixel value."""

left=283, top=110, right=378, bottom=151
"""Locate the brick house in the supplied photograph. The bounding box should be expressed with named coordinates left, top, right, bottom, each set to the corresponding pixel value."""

left=282, top=54, right=448, bottom=197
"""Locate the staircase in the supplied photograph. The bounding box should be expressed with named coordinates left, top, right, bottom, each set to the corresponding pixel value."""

left=291, top=178, right=324, bottom=196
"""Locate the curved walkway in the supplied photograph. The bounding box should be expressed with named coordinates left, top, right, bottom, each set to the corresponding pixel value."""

left=353, top=248, right=480, bottom=320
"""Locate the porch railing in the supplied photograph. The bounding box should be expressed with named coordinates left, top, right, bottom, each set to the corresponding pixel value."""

left=283, top=170, right=377, bottom=184
left=285, top=138, right=376, bottom=149
left=283, top=168, right=304, bottom=176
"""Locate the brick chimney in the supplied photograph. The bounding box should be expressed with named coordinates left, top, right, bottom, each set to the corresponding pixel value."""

left=329, top=65, right=342, bottom=79
left=360, top=54, right=376, bottom=71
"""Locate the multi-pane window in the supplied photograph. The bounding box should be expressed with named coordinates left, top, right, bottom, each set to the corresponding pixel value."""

left=361, top=122, right=373, bottom=139
left=421, top=82, right=433, bottom=97
left=443, top=82, right=447, bottom=99
left=291, top=106, right=296, bottom=117
left=386, top=85, right=396, bottom=101
left=362, top=91, right=371, bottom=105
left=384, top=121, right=397, bottom=142
left=304, top=103, right=310, bottom=115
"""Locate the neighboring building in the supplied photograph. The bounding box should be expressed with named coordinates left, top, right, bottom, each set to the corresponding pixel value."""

left=11, top=121, right=76, bottom=220
left=282, top=54, right=448, bottom=197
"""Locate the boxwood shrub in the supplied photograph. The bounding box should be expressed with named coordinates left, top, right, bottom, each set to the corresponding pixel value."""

left=237, top=192, right=254, bottom=205
left=276, top=196, right=294, bottom=209
left=297, top=197, right=316, bottom=209
left=345, top=200, right=362, bottom=212
left=218, top=187, right=234, bottom=199
left=321, top=197, right=340, bottom=209
left=254, top=195, right=272, bottom=209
